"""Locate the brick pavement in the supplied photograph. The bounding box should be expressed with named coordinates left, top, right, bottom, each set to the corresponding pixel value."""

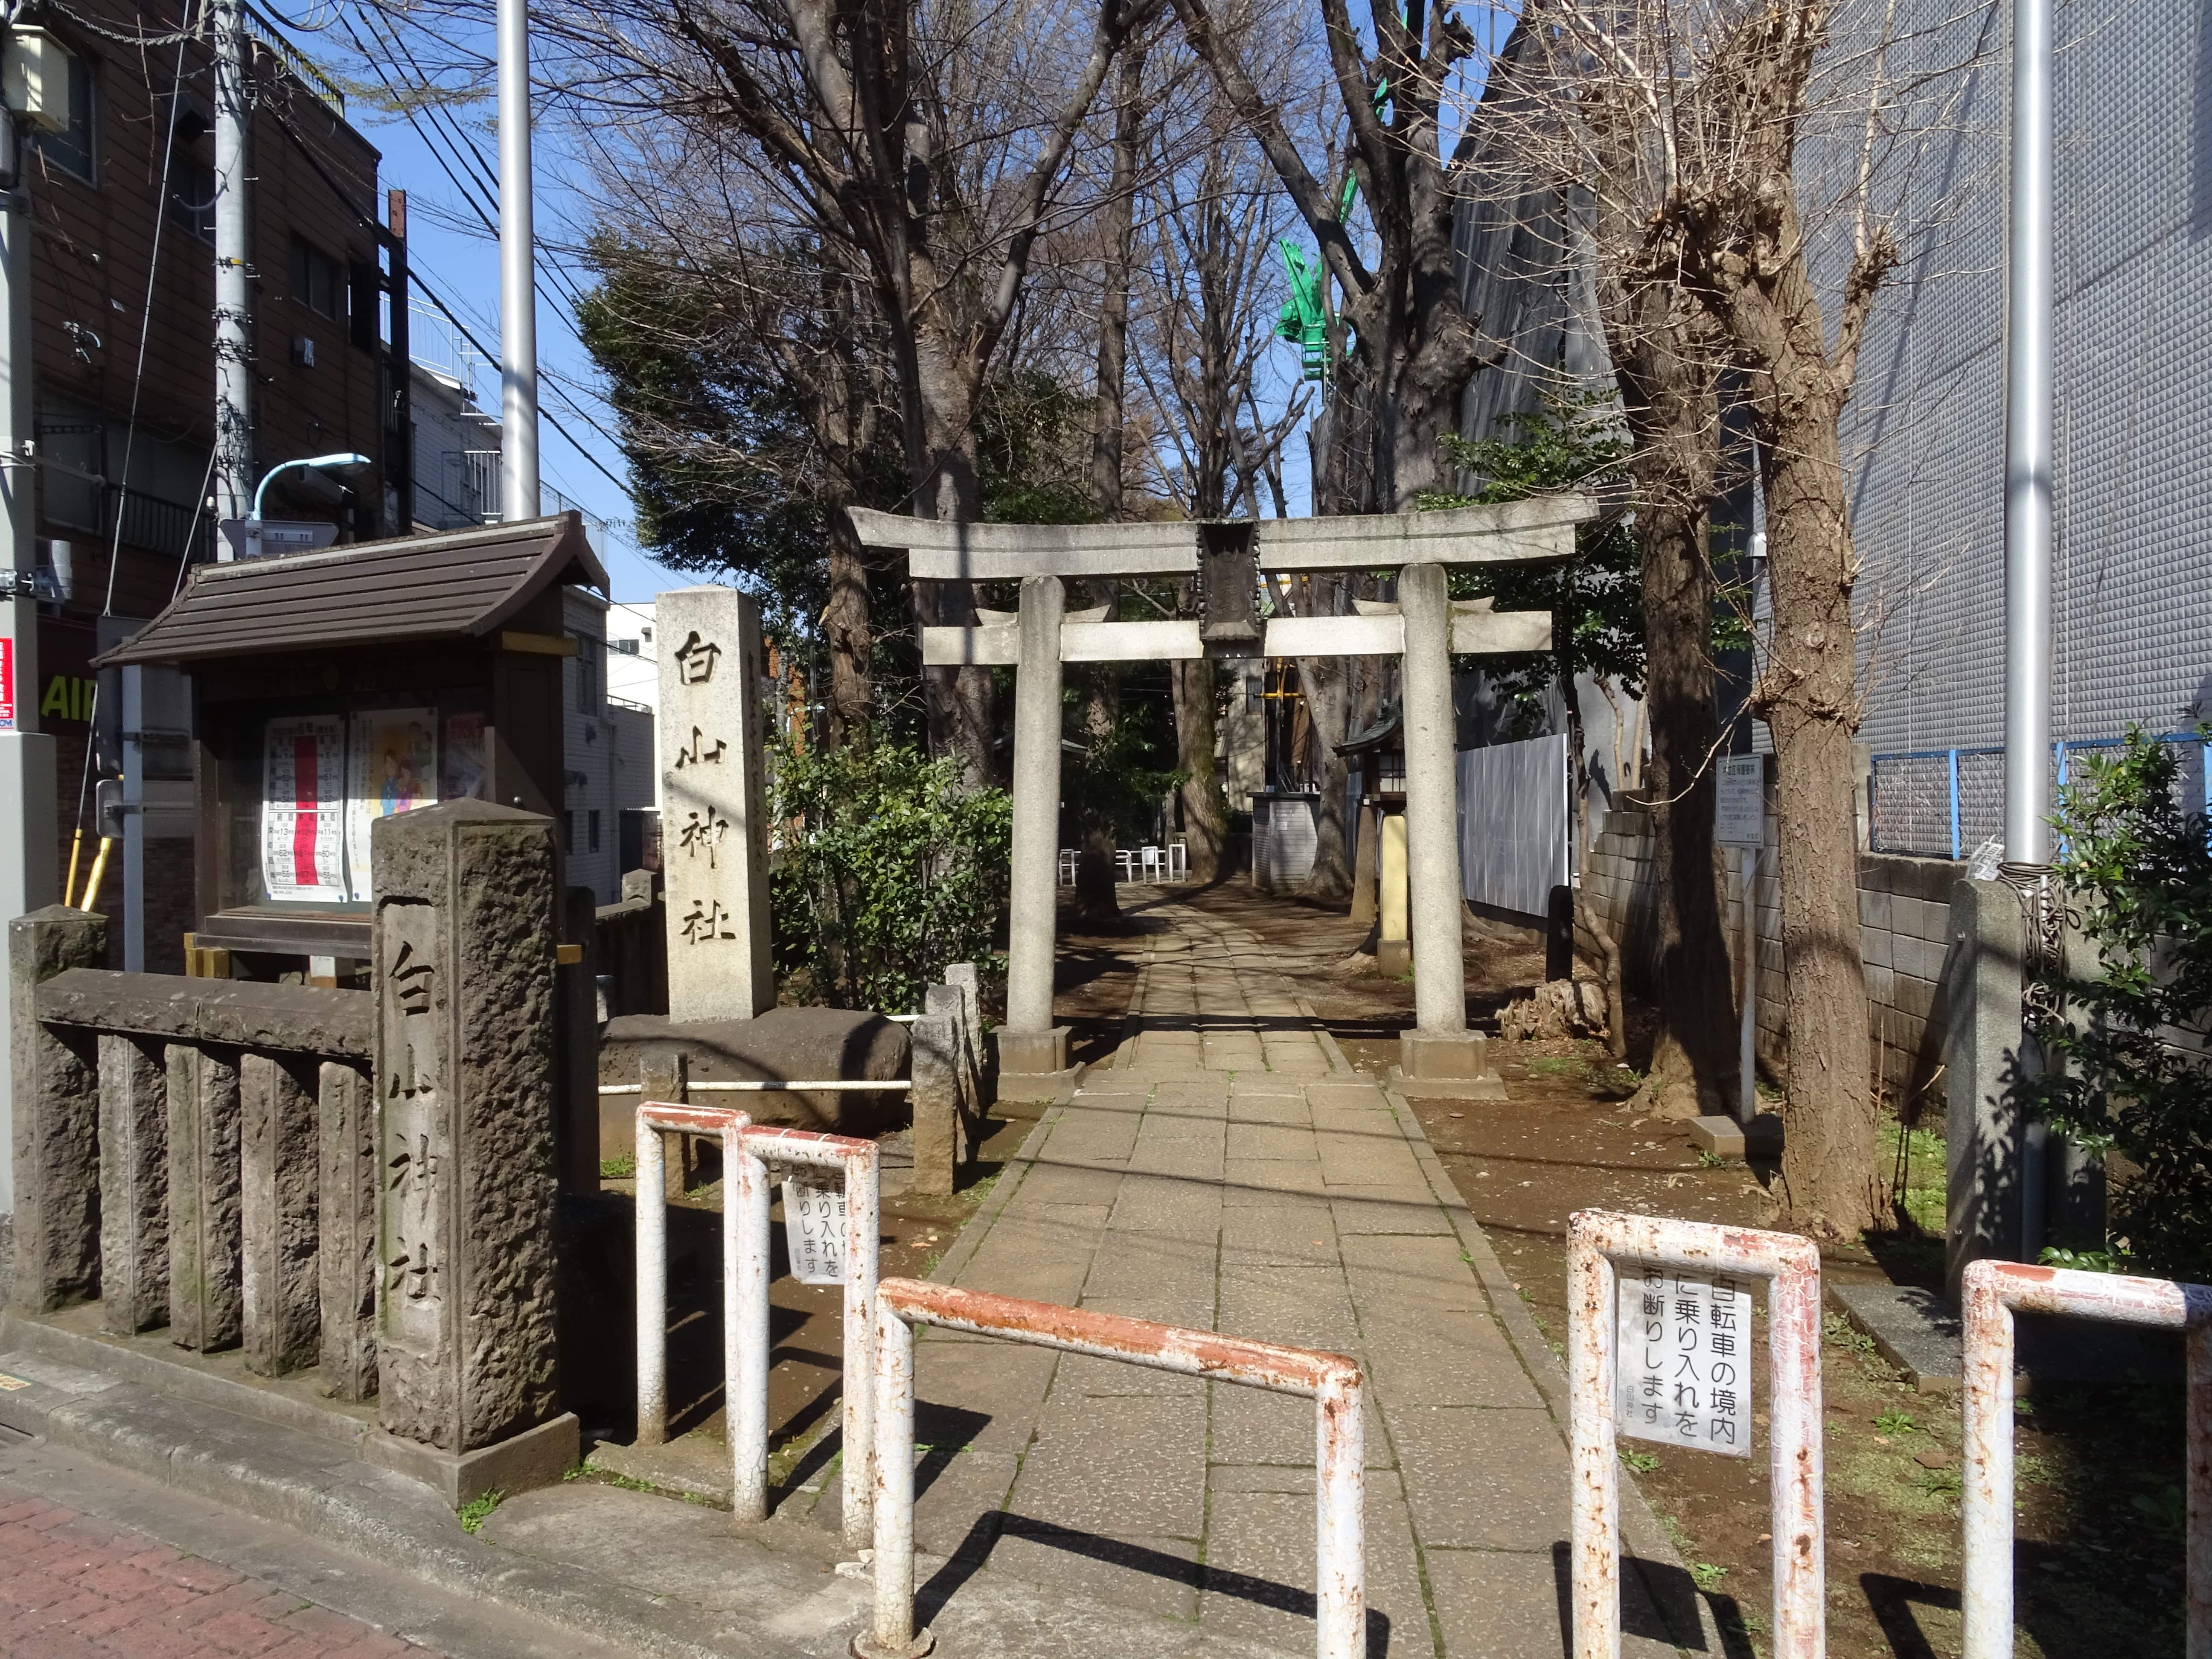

left=0, top=1486, right=434, bottom=1659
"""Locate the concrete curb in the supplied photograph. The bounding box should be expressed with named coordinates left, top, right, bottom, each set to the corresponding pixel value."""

left=1380, top=1081, right=1723, bottom=1657
left=930, top=1101, right=1061, bottom=1287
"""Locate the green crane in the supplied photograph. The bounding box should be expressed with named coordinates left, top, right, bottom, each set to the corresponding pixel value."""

left=1275, top=68, right=1390, bottom=383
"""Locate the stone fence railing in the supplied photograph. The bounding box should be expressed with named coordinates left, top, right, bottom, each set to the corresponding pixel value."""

left=9, top=801, right=580, bottom=1504
left=10, top=908, right=379, bottom=1396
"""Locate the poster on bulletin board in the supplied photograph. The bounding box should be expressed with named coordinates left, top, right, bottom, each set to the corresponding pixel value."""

left=345, top=709, right=438, bottom=899
left=261, top=716, right=348, bottom=901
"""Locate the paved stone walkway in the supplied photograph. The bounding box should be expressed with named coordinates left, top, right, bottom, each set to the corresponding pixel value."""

left=887, top=897, right=1707, bottom=1657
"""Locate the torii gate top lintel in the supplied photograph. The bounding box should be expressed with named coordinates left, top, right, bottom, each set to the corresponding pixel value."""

left=859, top=495, right=1599, bottom=1090
left=844, top=494, right=1598, bottom=580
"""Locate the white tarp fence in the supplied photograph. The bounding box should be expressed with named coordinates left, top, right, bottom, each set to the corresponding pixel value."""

left=1457, top=732, right=1569, bottom=919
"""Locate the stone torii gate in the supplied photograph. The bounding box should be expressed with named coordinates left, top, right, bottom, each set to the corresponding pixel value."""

left=849, top=497, right=1598, bottom=1100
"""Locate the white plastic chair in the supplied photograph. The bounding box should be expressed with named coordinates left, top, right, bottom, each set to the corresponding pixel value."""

left=1140, top=845, right=1164, bottom=882
left=1059, top=848, right=1079, bottom=886
left=1167, top=839, right=1188, bottom=881
left=1116, top=849, right=1137, bottom=882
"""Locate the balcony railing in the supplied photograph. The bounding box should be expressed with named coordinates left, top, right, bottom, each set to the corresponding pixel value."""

left=246, top=6, right=345, bottom=118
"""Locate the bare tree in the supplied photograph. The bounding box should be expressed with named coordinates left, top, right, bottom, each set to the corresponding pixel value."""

left=1132, top=95, right=1307, bottom=882
left=1170, top=0, right=1493, bottom=507
left=1489, top=0, right=1993, bottom=1233
left=399, top=0, right=1161, bottom=783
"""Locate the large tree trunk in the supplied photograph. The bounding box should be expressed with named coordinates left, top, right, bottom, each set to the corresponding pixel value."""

left=1170, top=655, right=1227, bottom=882
left=912, top=325, right=995, bottom=789
left=824, top=509, right=874, bottom=748
left=1609, top=317, right=1738, bottom=1119
left=1760, top=399, right=1878, bottom=1234
left=1071, top=660, right=1122, bottom=923
left=1563, top=673, right=1628, bottom=1058
left=1704, top=187, right=1882, bottom=1237
left=1298, top=649, right=1354, bottom=905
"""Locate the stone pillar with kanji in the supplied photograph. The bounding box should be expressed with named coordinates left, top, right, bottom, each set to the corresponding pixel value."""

left=366, top=799, right=578, bottom=1504
left=657, top=588, right=774, bottom=1022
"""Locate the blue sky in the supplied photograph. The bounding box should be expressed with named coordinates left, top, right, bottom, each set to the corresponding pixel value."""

left=298, top=2, right=1516, bottom=596
left=302, top=9, right=676, bottom=601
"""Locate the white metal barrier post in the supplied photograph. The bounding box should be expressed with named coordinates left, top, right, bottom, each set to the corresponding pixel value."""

left=737, top=1123, right=882, bottom=1548
left=1567, top=1211, right=1825, bottom=1659
left=1960, top=1258, right=2212, bottom=1659
left=856, top=1278, right=1365, bottom=1659
left=634, top=1101, right=751, bottom=1484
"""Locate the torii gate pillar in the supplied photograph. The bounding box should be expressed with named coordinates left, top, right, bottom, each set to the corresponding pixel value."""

left=998, top=574, right=1074, bottom=1096
left=1394, top=562, right=1505, bottom=1099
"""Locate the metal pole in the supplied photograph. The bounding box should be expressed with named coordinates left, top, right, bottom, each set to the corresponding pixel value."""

left=496, top=0, right=539, bottom=521
left=1314, top=1373, right=1366, bottom=1659
left=1565, top=1227, right=1619, bottom=1659
left=0, top=76, right=57, bottom=1219
left=2002, top=0, right=2053, bottom=865
left=844, top=1140, right=880, bottom=1551
left=865, top=1302, right=929, bottom=1659
left=1738, top=848, right=1757, bottom=1124
left=212, top=0, right=253, bottom=540
left=1958, top=1269, right=2014, bottom=1659
left=634, top=1115, right=667, bottom=1446
left=730, top=1135, right=771, bottom=1523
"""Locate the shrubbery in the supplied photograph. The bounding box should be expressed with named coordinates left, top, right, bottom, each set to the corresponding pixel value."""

left=2030, top=727, right=2212, bottom=1280
left=767, top=736, right=1010, bottom=1016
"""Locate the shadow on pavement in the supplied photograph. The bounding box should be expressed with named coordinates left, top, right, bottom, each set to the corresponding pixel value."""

left=919, top=1511, right=1395, bottom=1657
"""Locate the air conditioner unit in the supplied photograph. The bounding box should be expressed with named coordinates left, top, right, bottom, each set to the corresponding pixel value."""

left=4, top=30, right=76, bottom=134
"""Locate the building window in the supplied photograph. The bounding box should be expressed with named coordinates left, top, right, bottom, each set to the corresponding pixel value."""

left=164, top=98, right=214, bottom=242
left=290, top=236, right=343, bottom=320
left=29, top=52, right=96, bottom=185
left=611, top=637, right=639, bottom=656
left=575, top=634, right=602, bottom=713
left=588, top=809, right=601, bottom=852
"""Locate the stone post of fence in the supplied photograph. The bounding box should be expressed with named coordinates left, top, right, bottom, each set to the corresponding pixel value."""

left=365, top=799, right=579, bottom=1504
left=8, top=905, right=105, bottom=1313
left=317, top=1059, right=377, bottom=1401
left=910, top=1000, right=962, bottom=1198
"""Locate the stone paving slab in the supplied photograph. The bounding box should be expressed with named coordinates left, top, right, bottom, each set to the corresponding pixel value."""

left=873, top=899, right=1711, bottom=1656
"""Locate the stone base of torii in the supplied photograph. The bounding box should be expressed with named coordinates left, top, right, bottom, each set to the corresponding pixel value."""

left=850, top=498, right=1598, bottom=1100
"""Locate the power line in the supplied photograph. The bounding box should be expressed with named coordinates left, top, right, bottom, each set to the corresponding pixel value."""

left=332, top=8, right=630, bottom=492
left=408, top=266, right=631, bottom=499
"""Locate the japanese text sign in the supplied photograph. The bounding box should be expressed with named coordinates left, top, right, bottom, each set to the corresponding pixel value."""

left=781, top=1178, right=846, bottom=1287
left=1615, top=1264, right=1753, bottom=1456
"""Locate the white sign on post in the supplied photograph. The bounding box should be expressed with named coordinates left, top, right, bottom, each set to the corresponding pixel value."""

left=782, top=1178, right=846, bottom=1286
left=1615, top=1264, right=1754, bottom=1456
left=1715, top=754, right=1766, bottom=848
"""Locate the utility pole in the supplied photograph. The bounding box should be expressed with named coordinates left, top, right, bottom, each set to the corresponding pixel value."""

left=497, top=0, right=539, bottom=521
left=212, top=0, right=253, bottom=547
left=2002, top=0, right=2055, bottom=1260
left=0, top=26, right=61, bottom=1221
left=2002, top=0, right=2052, bottom=869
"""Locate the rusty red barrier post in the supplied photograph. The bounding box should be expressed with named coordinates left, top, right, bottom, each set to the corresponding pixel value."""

left=855, top=1278, right=1365, bottom=1659
left=1567, top=1211, right=1825, bottom=1659
left=1960, top=1259, right=2212, bottom=1659
left=737, top=1124, right=882, bottom=1548
left=633, top=1105, right=882, bottom=1536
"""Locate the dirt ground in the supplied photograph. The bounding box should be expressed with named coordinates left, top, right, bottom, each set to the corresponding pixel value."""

left=1185, top=879, right=2189, bottom=1659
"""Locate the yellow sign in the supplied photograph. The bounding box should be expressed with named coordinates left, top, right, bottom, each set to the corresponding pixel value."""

left=41, top=673, right=95, bottom=724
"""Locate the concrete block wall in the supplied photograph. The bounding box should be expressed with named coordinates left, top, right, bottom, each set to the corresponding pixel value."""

left=1580, top=805, right=1957, bottom=1109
